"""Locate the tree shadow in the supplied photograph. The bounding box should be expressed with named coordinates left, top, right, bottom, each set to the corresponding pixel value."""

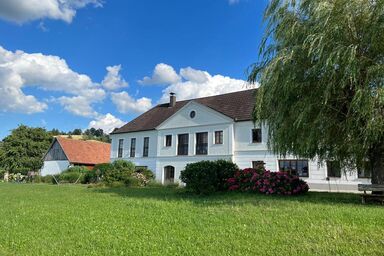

left=91, top=186, right=376, bottom=208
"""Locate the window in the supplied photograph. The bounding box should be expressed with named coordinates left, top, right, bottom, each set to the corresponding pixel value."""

left=279, top=160, right=309, bottom=177
left=177, top=134, right=189, bottom=155
left=252, top=161, right=264, bottom=169
left=130, top=138, right=136, bottom=158
left=358, top=161, right=372, bottom=178
left=190, top=111, right=196, bottom=118
left=252, top=128, right=262, bottom=143
left=118, top=139, right=124, bottom=158
left=143, top=137, right=149, bottom=157
left=165, top=135, right=172, bottom=147
left=214, top=131, right=223, bottom=144
left=326, top=161, right=341, bottom=178
left=196, top=132, right=208, bottom=155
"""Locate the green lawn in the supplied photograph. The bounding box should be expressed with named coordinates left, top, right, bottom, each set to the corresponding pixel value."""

left=0, top=183, right=383, bottom=256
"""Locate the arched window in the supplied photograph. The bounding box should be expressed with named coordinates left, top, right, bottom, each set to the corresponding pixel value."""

left=164, top=166, right=175, bottom=183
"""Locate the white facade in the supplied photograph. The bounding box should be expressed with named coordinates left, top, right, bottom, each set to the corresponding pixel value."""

left=40, top=160, right=70, bottom=176
left=110, top=101, right=370, bottom=191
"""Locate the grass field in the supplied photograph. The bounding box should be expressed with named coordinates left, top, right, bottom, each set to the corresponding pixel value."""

left=0, top=183, right=383, bottom=256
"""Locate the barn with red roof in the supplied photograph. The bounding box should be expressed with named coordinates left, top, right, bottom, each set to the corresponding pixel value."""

left=40, top=137, right=111, bottom=176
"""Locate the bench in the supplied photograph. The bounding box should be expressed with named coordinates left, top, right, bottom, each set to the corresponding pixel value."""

left=358, top=184, right=384, bottom=204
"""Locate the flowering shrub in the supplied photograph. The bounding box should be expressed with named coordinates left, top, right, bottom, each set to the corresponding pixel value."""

left=227, top=169, right=309, bottom=195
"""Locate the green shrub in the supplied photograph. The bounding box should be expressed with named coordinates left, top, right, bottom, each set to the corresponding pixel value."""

left=65, top=166, right=89, bottom=174
left=40, top=175, right=54, bottom=184
left=135, top=167, right=155, bottom=180
left=180, top=160, right=238, bottom=194
left=214, top=159, right=239, bottom=191
left=55, top=166, right=88, bottom=184
left=103, top=167, right=133, bottom=184
left=93, top=163, right=113, bottom=176
left=83, top=163, right=113, bottom=184
left=112, top=160, right=135, bottom=170
left=57, top=171, right=83, bottom=183
left=0, top=170, right=5, bottom=180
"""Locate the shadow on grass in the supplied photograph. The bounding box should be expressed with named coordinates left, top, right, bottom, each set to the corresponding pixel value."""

left=91, top=185, right=371, bottom=207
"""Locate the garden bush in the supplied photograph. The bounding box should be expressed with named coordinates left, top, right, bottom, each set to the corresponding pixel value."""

left=180, top=160, right=238, bottom=194
left=226, top=169, right=309, bottom=195
left=55, top=166, right=88, bottom=184
left=103, top=163, right=134, bottom=185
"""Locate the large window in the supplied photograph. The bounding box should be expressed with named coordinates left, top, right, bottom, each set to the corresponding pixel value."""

left=118, top=139, right=124, bottom=158
left=196, top=132, right=208, bottom=155
left=326, top=161, right=341, bottom=178
left=214, top=131, right=223, bottom=144
left=130, top=138, right=136, bottom=158
left=143, top=137, right=149, bottom=157
left=358, top=161, right=372, bottom=178
left=177, top=134, right=189, bottom=155
left=279, top=160, right=309, bottom=177
left=165, top=135, right=172, bottom=147
left=252, top=128, right=262, bottom=143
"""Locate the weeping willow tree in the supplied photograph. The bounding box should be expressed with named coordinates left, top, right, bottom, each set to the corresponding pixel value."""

left=249, top=0, right=384, bottom=184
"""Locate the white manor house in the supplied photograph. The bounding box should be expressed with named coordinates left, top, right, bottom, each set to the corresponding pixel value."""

left=110, top=89, right=371, bottom=191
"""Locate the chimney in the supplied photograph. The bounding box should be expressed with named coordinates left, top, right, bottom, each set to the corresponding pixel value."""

left=169, top=92, right=176, bottom=107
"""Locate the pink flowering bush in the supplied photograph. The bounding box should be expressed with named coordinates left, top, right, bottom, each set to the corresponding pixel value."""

left=227, top=168, right=309, bottom=195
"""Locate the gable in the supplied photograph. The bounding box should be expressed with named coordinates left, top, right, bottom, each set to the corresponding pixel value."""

left=44, top=140, right=68, bottom=161
left=157, top=101, right=233, bottom=130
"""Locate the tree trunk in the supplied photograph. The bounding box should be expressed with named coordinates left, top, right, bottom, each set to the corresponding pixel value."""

left=370, top=142, right=384, bottom=185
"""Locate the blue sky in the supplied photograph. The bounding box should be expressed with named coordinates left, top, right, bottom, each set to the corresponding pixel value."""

left=0, top=0, right=267, bottom=139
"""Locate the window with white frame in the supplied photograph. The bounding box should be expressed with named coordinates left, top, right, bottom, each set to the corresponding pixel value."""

left=214, top=131, right=223, bottom=144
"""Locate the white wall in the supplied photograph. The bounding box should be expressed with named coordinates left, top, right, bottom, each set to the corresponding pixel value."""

left=157, top=124, right=233, bottom=157
left=110, top=112, right=370, bottom=190
left=157, top=101, right=232, bottom=130
left=110, top=130, right=158, bottom=159
left=40, top=160, right=70, bottom=176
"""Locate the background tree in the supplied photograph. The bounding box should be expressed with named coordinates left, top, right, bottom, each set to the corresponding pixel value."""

left=249, top=0, right=384, bottom=184
left=71, top=128, right=82, bottom=135
left=2, top=125, right=53, bottom=174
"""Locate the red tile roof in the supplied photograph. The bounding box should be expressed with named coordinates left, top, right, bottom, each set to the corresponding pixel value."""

left=112, top=89, right=257, bottom=134
left=56, top=137, right=111, bottom=165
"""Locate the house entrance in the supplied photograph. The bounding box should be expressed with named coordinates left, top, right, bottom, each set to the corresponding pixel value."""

left=164, top=166, right=175, bottom=183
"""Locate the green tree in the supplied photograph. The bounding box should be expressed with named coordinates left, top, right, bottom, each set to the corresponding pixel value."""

left=71, top=128, right=82, bottom=135
left=2, top=125, right=53, bottom=174
left=249, top=0, right=384, bottom=184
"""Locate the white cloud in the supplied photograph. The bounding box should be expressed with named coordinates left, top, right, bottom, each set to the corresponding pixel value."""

left=0, top=0, right=102, bottom=24
left=152, top=65, right=257, bottom=103
left=59, top=96, right=98, bottom=117
left=101, top=65, right=128, bottom=90
left=139, top=63, right=181, bottom=85
left=88, top=113, right=125, bottom=134
left=0, top=45, right=105, bottom=116
left=0, top=67, right=47, bottom=114
left=111, top=91, right=152, bottom=114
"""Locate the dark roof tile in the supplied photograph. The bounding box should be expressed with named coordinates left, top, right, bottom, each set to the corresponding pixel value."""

left=112, top=89, right=257, bottom=134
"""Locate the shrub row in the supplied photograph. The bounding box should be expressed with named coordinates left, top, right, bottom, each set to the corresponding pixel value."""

left=226, top=168, right=309, bottom=195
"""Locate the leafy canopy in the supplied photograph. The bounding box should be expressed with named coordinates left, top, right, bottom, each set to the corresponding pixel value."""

left=2, top=125, right=53, bottom=174
left=249, top=0, right=384, bottom=170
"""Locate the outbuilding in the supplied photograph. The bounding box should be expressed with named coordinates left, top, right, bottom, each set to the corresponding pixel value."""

left=40, top=137, right=110, bottom=176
